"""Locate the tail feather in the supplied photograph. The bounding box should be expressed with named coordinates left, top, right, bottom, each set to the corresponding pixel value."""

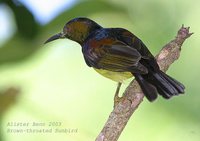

left=152, top=71, right=184, bottom=98
left=159, top=71, right=185, bottom=93
left=134, top=74, right=157, bottom=101
left=150, top=72, right=179, bottom=95
left=133, top=42, right=185, bottom=101
left=134, top=70, right=185, bottom=101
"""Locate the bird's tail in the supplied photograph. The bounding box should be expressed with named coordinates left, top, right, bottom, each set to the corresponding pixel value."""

left=134, top=70, right=185, bottom=101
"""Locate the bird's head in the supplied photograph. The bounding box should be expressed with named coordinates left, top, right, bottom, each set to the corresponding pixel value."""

left=45, top=17, right=102, bottom=45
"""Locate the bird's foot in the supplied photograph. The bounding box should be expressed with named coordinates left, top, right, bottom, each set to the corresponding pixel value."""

left=113, top=82, right=123, bottom=108
left=114, top=95, right=125, bottom=108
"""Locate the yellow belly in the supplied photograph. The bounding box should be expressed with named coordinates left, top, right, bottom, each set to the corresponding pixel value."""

left=94, top=68, right=133, bottom=83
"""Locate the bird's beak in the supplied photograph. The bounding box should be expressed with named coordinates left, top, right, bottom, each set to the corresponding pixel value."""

left=44, top=32, right=65, bottom=44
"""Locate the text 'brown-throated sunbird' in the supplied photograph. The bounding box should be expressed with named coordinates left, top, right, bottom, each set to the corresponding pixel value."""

left=45, top=17, right=184, bottom=102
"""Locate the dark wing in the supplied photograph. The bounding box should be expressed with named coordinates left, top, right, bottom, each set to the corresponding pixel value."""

left=115, top=28, right=159, bottom=70
left=83, top=39, right=148, bottom=74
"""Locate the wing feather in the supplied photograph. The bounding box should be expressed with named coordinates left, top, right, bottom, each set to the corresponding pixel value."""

left=84, top=39, right=148, bottom=74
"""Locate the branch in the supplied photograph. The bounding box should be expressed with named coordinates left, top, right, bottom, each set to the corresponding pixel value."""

left=95, top=25, right=193, bottom=141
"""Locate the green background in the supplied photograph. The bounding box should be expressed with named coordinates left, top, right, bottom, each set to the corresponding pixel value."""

left=0, top=0, right=199, bottom=141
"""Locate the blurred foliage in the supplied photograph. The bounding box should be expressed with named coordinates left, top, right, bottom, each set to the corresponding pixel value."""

left=0, top=87, right=20, bottom=115
left=0, top=0, right=200, bottom=141
left=0, top=87, right=20, bottom=141
left=0, top=0, right=39, bottom=39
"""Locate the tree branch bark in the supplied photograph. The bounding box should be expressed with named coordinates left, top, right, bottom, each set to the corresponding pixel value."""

left=95, top=25, right=193, bottom=141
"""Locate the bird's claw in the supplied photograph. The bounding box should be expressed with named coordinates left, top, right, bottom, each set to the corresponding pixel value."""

left=114, top=95, right=125, bottom=108
left=113, top=82, right=123, bottom=108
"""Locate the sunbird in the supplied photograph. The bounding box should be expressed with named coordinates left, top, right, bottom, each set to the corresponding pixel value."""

left=45, top=17, right=184, bottom=102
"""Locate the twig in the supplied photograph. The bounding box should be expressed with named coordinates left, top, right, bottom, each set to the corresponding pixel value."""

left=95, top=25, right=193, bottom=141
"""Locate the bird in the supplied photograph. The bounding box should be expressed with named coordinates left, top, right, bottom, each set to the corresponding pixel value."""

left=45, top=17, right=185, bottom=103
